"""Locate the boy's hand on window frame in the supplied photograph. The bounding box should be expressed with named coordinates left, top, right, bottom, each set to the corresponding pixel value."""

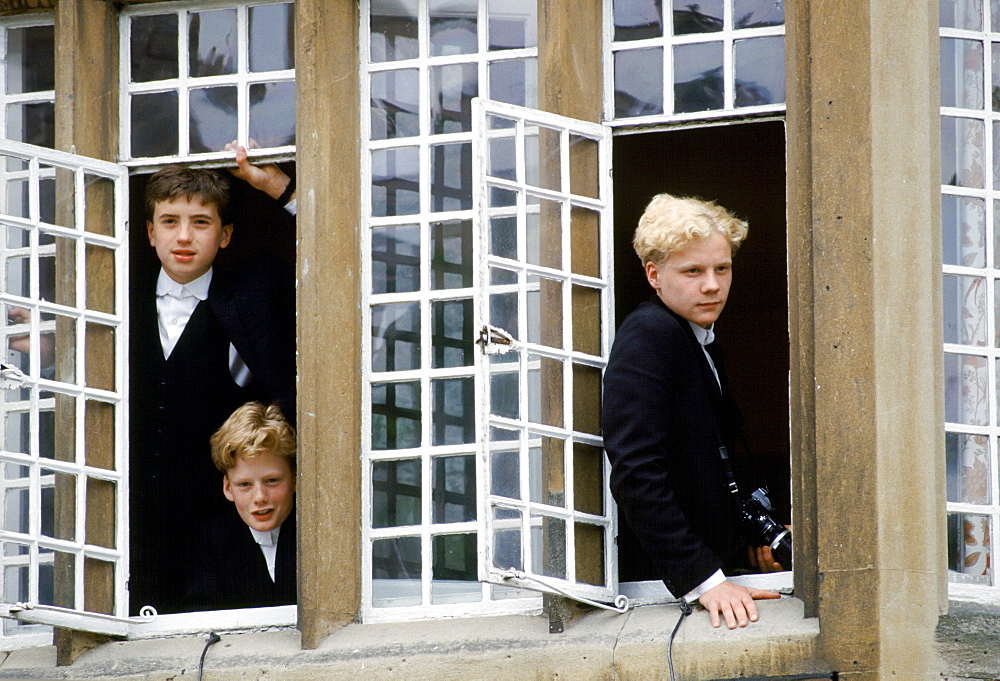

left=225, top=141, right=292, bottom=203
left=697, top=580, right=780, bottom=629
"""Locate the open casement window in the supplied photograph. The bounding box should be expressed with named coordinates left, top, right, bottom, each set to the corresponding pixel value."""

left=473, top=99, right=625, bottom=611
left=0, top=140, right=132, bottom=637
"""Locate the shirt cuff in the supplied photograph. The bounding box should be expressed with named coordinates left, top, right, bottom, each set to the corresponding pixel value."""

left=683, top=569, right=726, bottom=603
left=283, top=198, right=297, bottom=216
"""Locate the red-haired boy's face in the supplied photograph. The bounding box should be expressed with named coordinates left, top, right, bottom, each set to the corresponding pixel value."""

left=147, top=196, right=232, bottom=284
left=223, top=451, right=295, bottom=533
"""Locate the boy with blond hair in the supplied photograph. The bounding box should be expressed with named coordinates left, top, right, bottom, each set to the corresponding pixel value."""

left=184, top=402, right=296, bottom=611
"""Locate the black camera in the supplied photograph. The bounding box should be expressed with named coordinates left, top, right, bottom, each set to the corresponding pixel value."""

left=741, top=487, right=792, bottom=569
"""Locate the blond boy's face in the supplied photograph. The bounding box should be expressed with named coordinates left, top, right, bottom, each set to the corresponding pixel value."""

left=645, top=231, right=733, bottom=329
left=223, top=451, right=295, bottom=533
left=147, top=196, right=232, bottom=284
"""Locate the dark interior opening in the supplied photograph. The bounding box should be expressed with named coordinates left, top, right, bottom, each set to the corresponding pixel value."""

left=612, top=120, right=790, bottom=581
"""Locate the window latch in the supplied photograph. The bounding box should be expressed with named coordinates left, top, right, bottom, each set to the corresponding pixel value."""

left=0, top=363, right=27, bottom=389
left=477, top=325, right=514, bottom=355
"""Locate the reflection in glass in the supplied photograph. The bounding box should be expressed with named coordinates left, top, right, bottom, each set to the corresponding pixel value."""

left=614, top=48, right=663, bottom=118
left=131, top=91, right=179, bottom=158
left=431, top=63, right=477, bottom=134
left=372, top=147, right=420, bottom=217
left=249, top=3, right=294, bottom=72
left=572, top=285, right=602, bottom=356
left=490, top=216, right=517, bottom=260
left=373, top=459, right=421, bottom=527
left=432, top=377, right=475, bottom=445
left=673, top=0, right=723, bottom=34
left=573, top=442, right=605, bottom=515
left=431, top=143, right=472, bottom=212
left=371, top=69, right=420, bottom=140
left=674, top=42, right=724, bottom=113
left=734, top=0, right=785, bottom=27
left=943, top=275, right=986, bottom=346
left=529, top=436, right=564, bottom=506
left=432, top=455, right=476, bottom=522
left=372, top=381, right=421, bottom=449
left=491, top=438, right=520, bottom=499
left=947, top=512, right=992, bottom=585
left=941, top=194, right=985, bottom=267
left=490, top=359, right=519, bottom=420
left=530, top=513, right=565, bottom=579
left=372, top=536, right=421, bottom=606
left=432, top=299, right=474, bottom=368
left=526, top=198, right=562, bottom=267
left=614, top=0, right=664, bottom=41
left=575, top=522, right=606, bottom=586
left=528, top=354, right=563, bottom=428
left=489, top=59, right=538, bottom=108
left=490, top=186, right=517, bottom=208
left=526, top=275, right=563, bottom=348
left=493, top=506, right=522, bottom=570
left=4, top=411, right=30, bottom=455
left=5, top=26, right=54, bottom=94
left=430, top=0, right=477, bottom=56
left=189, top=86, right=238, bottom=154
left=734, top=37, right=785, bottom=107
left=432, top=534, right=480, bottom=603
left=490, top=289, right=518, bottom=338
left=373, top=224, right=420, bottom=294
left=488, top=0, right=536, bottom=49
left=431, top=220, right=473, bottom=290
left=2, top=487, right=28, bottom=533
left=249, top=82, right=296, bottom=148
left=489, top=134, right=516, bottom=181
left=941, top=116, right=984, bottom=188
left=939, top=39, right=983, bottom=110
left=371, top=0, right=419, bottom=62
left=940, top=0, right=982, bottom=31
left=944, top=353, right=988, bottom=426
left=372, top=302, right=420, bottom=372
left=130, top=14, right=178, bottom=83
left=573, top=363, right=602, bottom=435
left=189, top=9, right=237, bottom=77
left=946, top=433, right=991, bottom=505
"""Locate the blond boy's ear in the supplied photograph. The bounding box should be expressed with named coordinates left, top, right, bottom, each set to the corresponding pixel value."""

left=222, top=473, right=235, bottom=502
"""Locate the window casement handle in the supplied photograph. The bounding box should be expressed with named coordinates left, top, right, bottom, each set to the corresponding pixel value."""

left=0, top=363, right=27, bottom=389
left=497, top=568, right=631, bottom=614
left=476, top=324, right=515, bottom=355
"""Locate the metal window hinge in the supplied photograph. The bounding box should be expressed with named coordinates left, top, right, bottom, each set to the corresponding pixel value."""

left=476, top=325, right=514, bottom=355
left=0, top=364, right=27, bottom=389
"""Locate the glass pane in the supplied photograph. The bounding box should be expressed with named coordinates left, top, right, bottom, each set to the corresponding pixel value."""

left=614, top=0, right=664, bottom=41
left=529, top=435, right=564, bottom=507
left=575, top=522, right=606, bottom=586
left=2, top=486, right=28, bottom=533
left=371, top=69, right=420, bottom=140
left=489, top=285, right=518, bottom=337
left=524, top=127, right=561, bottom=192
left=493, top=506, right=522, bottom=570
left=940, top=116, right=984, bottom=188
left=372, top=536, right=421, bottom=606
left=131, top=91, right=179, bottom=158
left=488, top=133, right=516, bottom=181
left=5, top=25, right=54, bottom=94
left=940, top=39, right=984, bottom=110
left=490, top=215, right=517, bottom=259
left=489, top=58, right=538, bottom=108
left=430, top=0, right=478, bottom=56
left=941, top=0, right=983, bottom=30
left=673, top=0, right=723, bottom=34
left=130, top=14, right=179, bottom=83
left=947, top=512, right=992, bottom=585
left=431, top=220, right=473, bottom=290
left=490, top=356, right=519, bottom=420
left=41, top=469, right=75, bottom=542
left=4, top=174, right=29, bottom=220
left=249, top=3, right=294, bottom=72
left=944, top=353, right=988, bottom=426
left=490, top=185, right=518, bottom=208
left=734, top=0, right=785, bottom=27
left=528, top=354, right=563, bottom=428
left=190, top=87, right=238, bottom=154
left=432, top=299, right=474, bottom=368
left=249, top=82, right=296, bottom=148
left=527, top=197, right=562, bottom=268
left=431, top=63, right=477, bottom=135
left=432, top=455, right=476, bottom=522
left=946, top=433, right=991, bottom=505
left=6, top=102, right=55, bottom=149
left=372, top=147, right=420, bottom=217
left=941, top=195, right=985, bottom=267
left=571, top=206, right=600, bottom=276
left=527, top=275, right=563, bottom=348
left=84, top=175, right=116, bottom=238
left=431, top=143, right=472, bottom=212
left=734, top=37, right=785, bottom=107
left=674, top=42, right=724, bottom=113
left=432, top=377, right=475, bottom=445
left=373, top=224, right=420, bottom=294
left=85, top=400, right=116, bottom=471
left=372, top=302, right=421, bottom=372
left=572, top=285, right=602, bottom=356
left=371, top=0, right=419, bottom=62
left=41, top=550, right=74, bottom=607
left=942, top=274, right=986, bottom=346
left=573, top=442, right=605, bottom=515
left=530, top=513, right=565, bottom=579
left=614, top=48, right=664, bottom=118
left=372, top=381, right=421, bottom=449
left=432, top=534, right=480, bottom=603
left=490, top=427, right=521, bottom=499
left=3, top=410, right=30, bottom=456
left=488, top=0, right=536, bottom=49
left=372, top=459, right=422, bottom=527
left=189, top=9, right=237, bottom=77
left=569, top=137, right=599, bottom=201
left=55, top=313, right=81, bottom=385
left=573, top=363, right=602, bottom=435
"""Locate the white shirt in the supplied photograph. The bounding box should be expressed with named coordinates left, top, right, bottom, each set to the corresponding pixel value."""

left=248, top=525, right=282, bottom=582
left=683, top=320, right=726, bottom=602
left=155, top=267, right=251, bottom=386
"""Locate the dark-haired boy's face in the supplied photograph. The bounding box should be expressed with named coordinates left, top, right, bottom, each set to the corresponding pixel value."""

left=147, top=196, right=232, bottom=284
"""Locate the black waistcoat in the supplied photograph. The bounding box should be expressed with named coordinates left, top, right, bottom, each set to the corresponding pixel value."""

left=129, top=297, right=261, bottom=615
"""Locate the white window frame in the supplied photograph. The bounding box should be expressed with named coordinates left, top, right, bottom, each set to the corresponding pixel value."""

left=0, top=14, right=55, bottom=149
left=118, top=0, right=296, bottom=166
left=603, top=0, right=786, bottom=127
